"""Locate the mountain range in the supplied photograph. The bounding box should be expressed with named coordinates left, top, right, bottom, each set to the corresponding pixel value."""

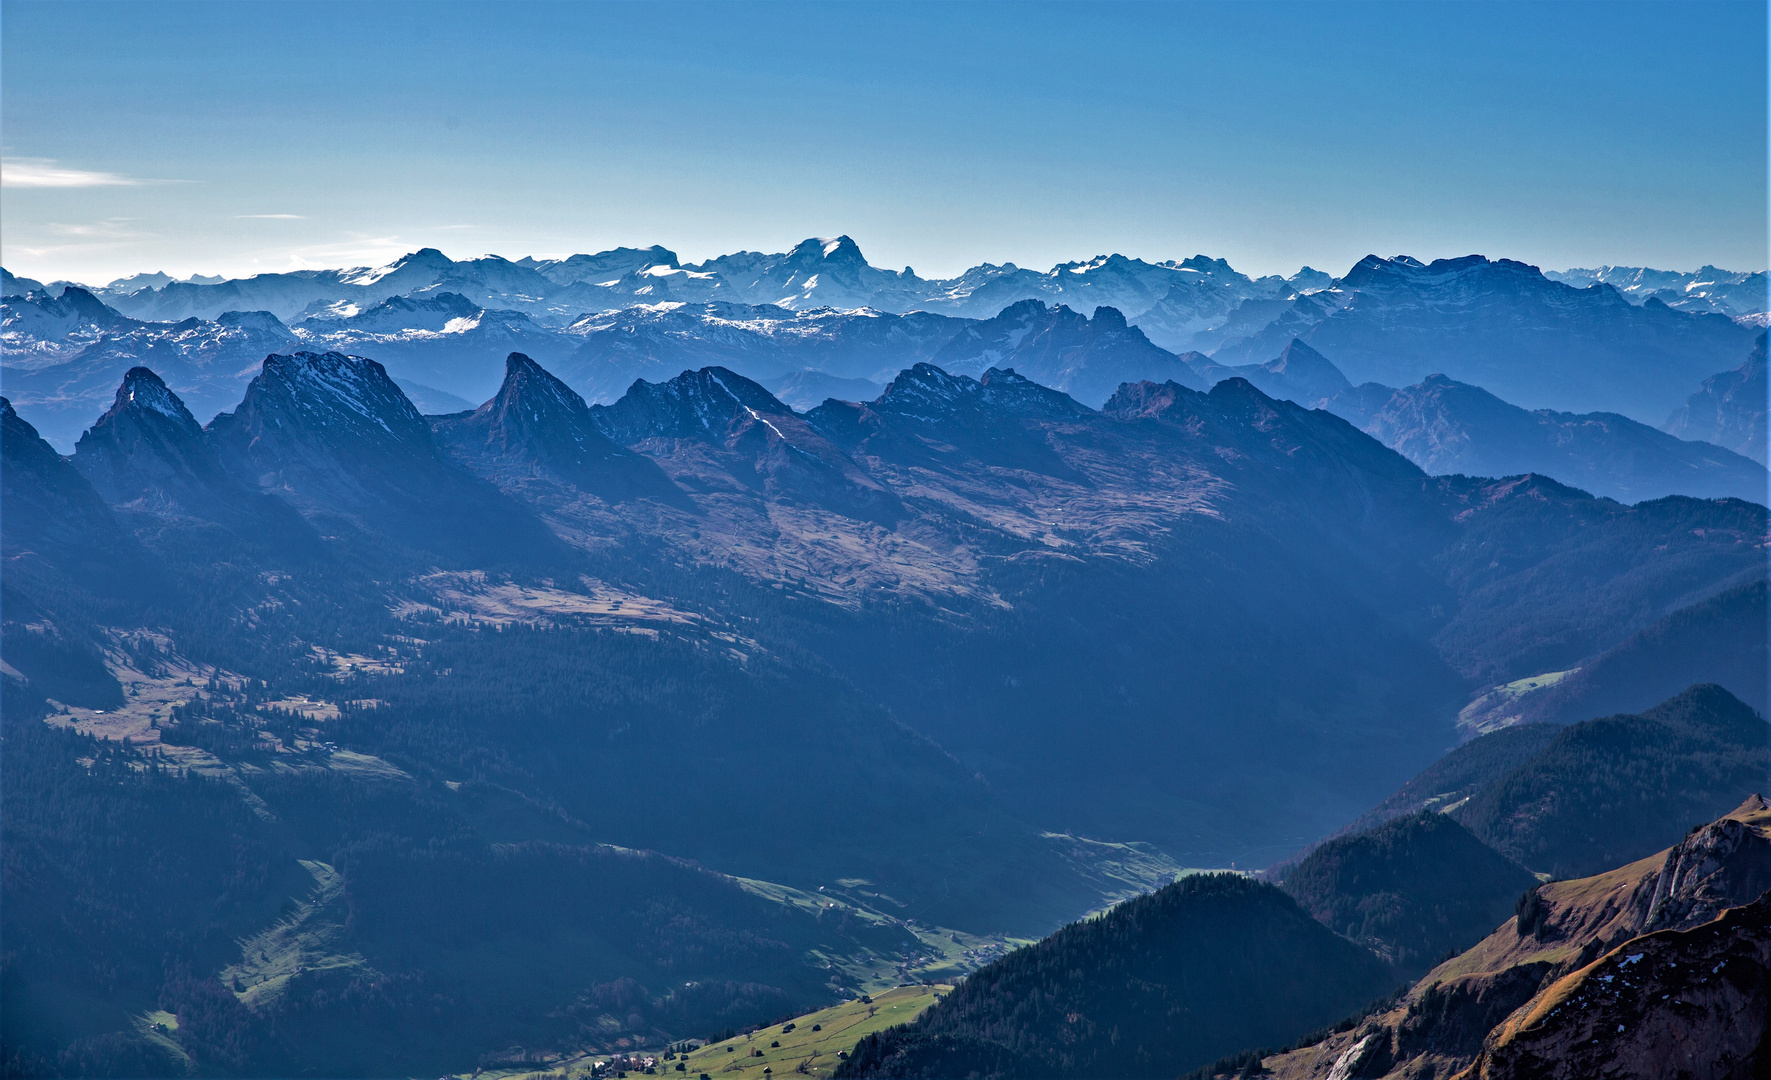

left=1545, top=264, right=1767, bottom=320
left=3, top=320, right=1767, bottom=1073
left=1323, top=370, right=1767, bottom=504
left=8, top=350, right=1763, bottom=856
left=6, top=241, right=1763, bottom=451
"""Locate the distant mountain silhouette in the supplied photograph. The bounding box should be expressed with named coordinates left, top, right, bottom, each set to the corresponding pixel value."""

left=1664, top=331, right=1767, bottom=464
left=1213, top=255, right=1759, bottom=422
left=1326, top=372, right=1767, bottom=503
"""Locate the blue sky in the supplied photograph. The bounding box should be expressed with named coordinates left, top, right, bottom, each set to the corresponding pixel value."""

left=2, top=0, right=1765, bottom=284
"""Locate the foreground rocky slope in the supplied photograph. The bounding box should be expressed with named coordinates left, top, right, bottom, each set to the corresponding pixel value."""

left=1262, top=795, right=1771, bottom=1080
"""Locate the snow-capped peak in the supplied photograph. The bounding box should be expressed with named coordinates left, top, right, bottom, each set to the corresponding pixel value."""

left=341, top=247, right=454, bottom=287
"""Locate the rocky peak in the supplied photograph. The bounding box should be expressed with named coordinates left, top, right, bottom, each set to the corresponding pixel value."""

left=52, top=286, right=130, bottom=325
left=873, top=362, right=979, bottom=416
left=1631, top=799, right=1771, bottom=934
left=978, top=367, right=1090, bottom=418
left=471, top=352, right=619, bottom=457
left=1091, top=305, right=1128, bottom=330
left=432, top=353, right=657, bottom=498
left=208, top=351, right=432, bottom=466
left=1, top=285, right=136, bottom=339
left=109, top=367, right=200, bottom=430
left=591, top=366, right=794, bottom=445
left=71, top=366, right=308, bottom=535
left=345, top=247, right=454, bottom=286
left=1098, top=379, right=1203, bottom=422
left=788, top=235, right=866, bottom=267
left=1264, top=796, right=1771, bottom=1080
left=528, top=245, right=681, bottom=286
left=1257, top=339, right=1353, bottom=402
left=206, top=353, right=559, bottom=564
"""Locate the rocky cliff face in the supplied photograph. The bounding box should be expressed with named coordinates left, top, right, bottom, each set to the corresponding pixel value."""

left=1263, top=796, right=1771, bottom=1080
left=1466, top=891, right=1771, bottom=1080
left=72, top=368, right=317, bottom=557
left=589, top=366, right=897, bottom=521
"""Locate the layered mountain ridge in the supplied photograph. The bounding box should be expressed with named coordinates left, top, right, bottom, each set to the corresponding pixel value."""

left=6, top=332, right=1768, bottom=1078
left=8, top=241, right=1763, bottom=449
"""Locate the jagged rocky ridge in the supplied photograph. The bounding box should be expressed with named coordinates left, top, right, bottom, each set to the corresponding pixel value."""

left=16, top=350, right=1767, bottom=861
left=7, top=242, right=1763, bottom=448
left=1260, top=793, right=1771, bottom=1080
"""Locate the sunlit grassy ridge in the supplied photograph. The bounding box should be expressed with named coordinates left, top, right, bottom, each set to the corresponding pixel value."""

left=477, top=986, right=950, bottom=1080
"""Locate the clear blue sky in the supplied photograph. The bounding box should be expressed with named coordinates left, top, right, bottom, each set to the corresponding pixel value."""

left=2, top=0, right=1765, bottom=284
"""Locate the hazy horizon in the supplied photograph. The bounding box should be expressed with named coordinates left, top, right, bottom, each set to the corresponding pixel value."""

left=5, top=236, right=1767, bottom=295
left=3, top=0, right=1765, bottom=285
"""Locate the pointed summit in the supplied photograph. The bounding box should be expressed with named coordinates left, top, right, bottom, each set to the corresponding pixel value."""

left=74, top=369, right=209, bottom=507
left=73, top=367, right=315, bottom=547
left=114, top=367, right=201, bottom=428
left=1259, top=339, right=1352, bottom=402
left=212, top=351, right=431, bottom=463
left=208, top=351, right=558, bottom=564
left=432, top=353, right=671, bottom=501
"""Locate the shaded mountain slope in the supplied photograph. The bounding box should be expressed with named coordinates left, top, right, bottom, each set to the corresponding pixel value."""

left=1664, top=330, right=1767, bottom=464
left=0, top=701, right=921, bottom=1079
left=430, top=351, right=676, bottom=503
left=0, top=396, right=155, bottom=605
left=590, top=365, right=897, bottom=520
left=1280, top=812, right=1537, bottom=981
left=1517, top=579, right=1768, bottom=724
left=334, top=620, right=1119, bottom=937
left=71, top=368, right=317, bottom=557
left=1214, top=255, right=1758, bottom=423
left=206, top=351, right=562, bottom=566
left=1183, top=338, right=1352, bottom=405
left=1329, top=724, right=1564, bottom=841
left=765, top=369, right=884, bottom=411
left=1456, top=685, right=1769, bottom=878
left=1423, top=480, right=1766, bottom=685
left=835, top=873, right=1392, bottom=1080
left=1328, top=373, right=1767, bottom=504
left=930, top=300, right=1203, bottom=405
left=7, top=350, right=1770, bottom=1077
